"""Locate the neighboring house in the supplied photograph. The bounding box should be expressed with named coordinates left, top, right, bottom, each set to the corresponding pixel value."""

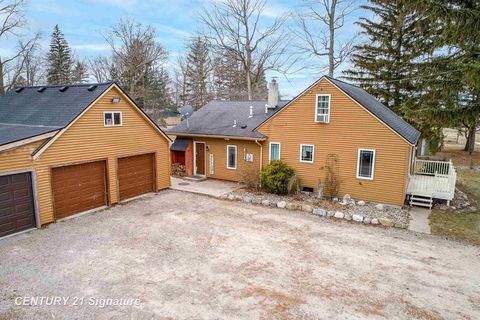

left=169, top=77, right=423, bottom=206
left=0, top=82, right=171, bottom=238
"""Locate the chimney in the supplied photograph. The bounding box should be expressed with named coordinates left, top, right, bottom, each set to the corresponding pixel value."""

left=249, top=105, right=253, bottom=118
left=267, top=79, right=279, bottom=109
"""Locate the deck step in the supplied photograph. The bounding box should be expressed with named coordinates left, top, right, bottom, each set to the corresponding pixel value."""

left=410, top=194, right=433, bottom=209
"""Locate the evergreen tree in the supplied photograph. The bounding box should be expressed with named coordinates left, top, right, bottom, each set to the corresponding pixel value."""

left=145, top=66, right=174, bottom=125
left=71, top=61, right=89, bottom=83
left=185, top=36, right=212, bottom=110
left=46, top=25, right=73, bottom=85
left=343, top=0, right=433, bottom=112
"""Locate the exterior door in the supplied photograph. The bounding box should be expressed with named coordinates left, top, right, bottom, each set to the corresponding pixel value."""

left=51, top=161, right=107, bottom=220
left=0, top=172, right=36, bottom=237
left=195, top=142, right=205, bottom=175
left=118, top=153, right=155, bottom=201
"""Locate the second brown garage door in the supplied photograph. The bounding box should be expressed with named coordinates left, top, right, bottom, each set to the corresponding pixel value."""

left=51, top=161, right=107, bottom=219
left=118, top=153, right=155, bottom=201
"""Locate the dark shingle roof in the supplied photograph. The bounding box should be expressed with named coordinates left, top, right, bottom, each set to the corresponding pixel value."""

left=171, top=138, right=191, bottom=151
left=325, top=76, right=420, bottom=144
left=168, top=100, right=290, bottom=139
left=0, top=82, right=112, bottom=146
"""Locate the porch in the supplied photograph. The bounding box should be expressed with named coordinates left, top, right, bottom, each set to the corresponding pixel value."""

left=407, top=159, right=457, bottom=208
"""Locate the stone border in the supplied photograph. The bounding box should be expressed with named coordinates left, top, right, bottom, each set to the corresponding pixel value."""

left=219, top=193, right=405, bottom=229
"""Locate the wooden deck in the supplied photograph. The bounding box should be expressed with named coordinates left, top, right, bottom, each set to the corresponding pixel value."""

left=407, top=160, right=456, bottom=202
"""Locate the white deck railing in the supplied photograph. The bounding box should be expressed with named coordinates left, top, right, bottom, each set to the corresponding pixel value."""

left=408, top=159, right=456, bottom=201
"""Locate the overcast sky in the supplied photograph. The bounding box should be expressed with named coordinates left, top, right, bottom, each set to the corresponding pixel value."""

left=0, top=0, right=368, bottom=98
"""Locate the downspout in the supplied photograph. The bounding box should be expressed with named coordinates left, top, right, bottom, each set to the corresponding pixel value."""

left=255, top=140, right=263, bottom=187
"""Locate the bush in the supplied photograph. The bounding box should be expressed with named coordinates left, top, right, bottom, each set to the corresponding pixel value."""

left=171, top=163, right=186, bottom=177
left=287, top=174, right=302, bottom=194
left=261, top=160, right=295, bottom=194
left=239, top=164, right=260, bottom=190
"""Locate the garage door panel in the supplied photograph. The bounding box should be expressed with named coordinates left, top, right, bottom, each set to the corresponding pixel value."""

left=118, top=153, right=154, bottom=201
left=52, top=161, right=107, bottom=219
left=0, top=172, right=36, bottom=237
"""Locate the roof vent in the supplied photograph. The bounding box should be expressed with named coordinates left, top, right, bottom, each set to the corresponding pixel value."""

left=249, top=105, right=253, bottom=118
left=87, top=85, right=97, bottom=91
left=15, top=87, right=24, bottom=93
left=241, top=125, right=247, bottom=129
left=233, top=120, right=237, bottom=128
left=37, top=87, right=46, bottom=93
left=59, top=86, right=69, bottom=92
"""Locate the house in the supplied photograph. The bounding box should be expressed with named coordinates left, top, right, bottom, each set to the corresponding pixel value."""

left=169, top=76, right=454, bottom=207
left=0, top=82, right=171, bottom=238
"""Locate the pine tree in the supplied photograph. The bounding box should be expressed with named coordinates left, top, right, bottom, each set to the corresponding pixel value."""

left=71, top=61, right=89, bottom=83
left=343, top=0, right=433, bottom=112
left=46, top=25, right=73, bottom=85
left=185, top=36, right=212, bottom=110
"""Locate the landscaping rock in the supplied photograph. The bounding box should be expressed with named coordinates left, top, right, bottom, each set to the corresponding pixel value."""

left=333, top=197, right=339, bottom=202
left=371, top=218, right=379, bottom=225
left=302, top=204, right=313, bottom=213
left=243, top=196, right=253, bottom=203
left=261, top=199, right=270, bottom=206
left=357, top=200, right=366, bottom=206
left=227, top=194, right=235, bottom=200
left=363, top=217, right=371, bottom=224
left=313, top=208, right=327, bottom=216
left=277, top=201, right=287, bottom=209
left=286, top=203, right=300, bottom=210
left=327, top=211, right=336, bottom=217
left=218, top=194, right=228, bottom=200
left=378, top=218, right=394, bottom=227
left=342, top=194, right=352, bottom=203
left=344, top=214, right=352, bottom=221
left=235, top=195, right=243, bottom=200
left=352, top=214, right=363, bottom=222
left=375, top=204, right=385, bottom=211
left=252, top=198, right=261, bottom=204
left=394, top=222, right=405, bottom=229
left=334, top=211, right=345, bottom=219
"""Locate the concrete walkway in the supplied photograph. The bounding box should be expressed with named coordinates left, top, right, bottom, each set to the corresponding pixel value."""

left=408, top=207, right=432, bottom=234
left=170, top=177, right=243, bottom=197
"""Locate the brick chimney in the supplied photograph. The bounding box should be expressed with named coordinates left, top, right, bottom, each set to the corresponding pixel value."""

left=267, top=79, right=279, bottom=109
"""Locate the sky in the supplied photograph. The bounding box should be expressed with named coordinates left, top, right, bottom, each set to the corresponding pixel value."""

left=0, top=0, right=367, bottom=99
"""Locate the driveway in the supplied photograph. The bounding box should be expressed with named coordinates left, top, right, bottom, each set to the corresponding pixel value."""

left=1, top=190, right=479, bottom=319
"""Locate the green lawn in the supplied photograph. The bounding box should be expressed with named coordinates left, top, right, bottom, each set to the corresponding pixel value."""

left=430, top=169, right=480, bottom=245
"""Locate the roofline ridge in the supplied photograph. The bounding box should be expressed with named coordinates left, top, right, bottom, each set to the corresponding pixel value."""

left=13, top=81, right=115, bottom=89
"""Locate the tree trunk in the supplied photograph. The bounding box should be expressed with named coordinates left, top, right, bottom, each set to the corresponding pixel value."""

left=328, top=0, right=336, bottom=77
left=0, top=58, right=5, bottom=96
left=464, top=125, right=476, bottom=154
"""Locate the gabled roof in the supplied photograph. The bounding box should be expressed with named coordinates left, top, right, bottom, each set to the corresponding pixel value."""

left=168, top=100, right=290, bottom=139
left=0, top=82, right=112, bottom=146
left=324, top=76, right=420, bottom=145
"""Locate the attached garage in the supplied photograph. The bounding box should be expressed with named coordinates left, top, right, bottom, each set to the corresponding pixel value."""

left=0, top=172, right=36, bottom=237
left=51, top=161, right=107, bottom=220
left=118, top=153, right=155, bottom=201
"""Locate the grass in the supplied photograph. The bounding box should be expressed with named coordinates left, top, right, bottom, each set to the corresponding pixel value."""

left=430, top=168, right=480, bottom=245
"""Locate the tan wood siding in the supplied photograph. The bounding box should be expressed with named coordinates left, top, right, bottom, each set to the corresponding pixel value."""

left=258, top=79, right=411, bottom=206
left=0, top=86, right=171, bottom=225
left=187, top=137, right=261, bottom=182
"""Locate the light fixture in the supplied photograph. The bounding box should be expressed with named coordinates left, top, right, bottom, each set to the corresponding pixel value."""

left=112, top=96, right=121, bottom=103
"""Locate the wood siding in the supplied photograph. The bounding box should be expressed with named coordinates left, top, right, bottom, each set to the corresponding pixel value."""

left=0, top=86, right=170, bottom=225
left=258, top=78, right=411, bottom=206
left=185, top=137, right=261, bottom=182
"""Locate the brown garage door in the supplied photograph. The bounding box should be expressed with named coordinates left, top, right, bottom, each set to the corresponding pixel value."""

left=51, top=161, right=107, bottom=219
left=0, top=172, right=36, bottom=237
left=118, top=153, right=155, bottom=201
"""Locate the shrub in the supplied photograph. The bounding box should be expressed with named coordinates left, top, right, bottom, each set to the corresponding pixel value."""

left=287, top=175, right=302, bottom=194
left=239, top=164, right=260, bottom=190
left=261, top=160, right=295, bottom=194
left=171, top=163, right=186, bottom=177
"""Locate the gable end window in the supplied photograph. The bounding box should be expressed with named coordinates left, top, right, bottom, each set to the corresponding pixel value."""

left=357, top=149, right=375, bottom=180
left=104, top=111, right=122, bottom=126
left=227, top=145, right=237, bottom=169
left=315, top=94, right=330, bottom=123
left=300, top=144, right=314, bottom=163
left=269, top=142, right=281, bottom=162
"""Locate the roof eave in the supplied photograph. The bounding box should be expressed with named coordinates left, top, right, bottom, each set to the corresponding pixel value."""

left=169, top=132, right=267, bottom=141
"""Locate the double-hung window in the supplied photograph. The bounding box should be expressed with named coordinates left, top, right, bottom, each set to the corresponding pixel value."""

left=269, top=142, right=281, bottom=162
left=315, top=94, right=330, bottom=123
left=104, top=111, right=122, bottom=126
left=357, top=149, right=375, bottom=180
left=300, top=144, right=314, bottom=163
left=227, top=145, right=237, bottom=169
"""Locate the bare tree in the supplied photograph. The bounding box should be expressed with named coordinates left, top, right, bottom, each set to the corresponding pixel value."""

left=293, top=0, right=357, bottom=77
left=88, top=56, right=112, bottom=82
left=172, top=55, right=189, bottom=107
left=199, top=0, right=292, bottom=100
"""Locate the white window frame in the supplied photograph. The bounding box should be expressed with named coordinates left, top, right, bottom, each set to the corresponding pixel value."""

left=299, top=144, right=314, bottom=163
left=226, top=145, right=237, bottom=170
left=103, top=111, right=123, bottom=127
left=356, top=148, right=376, bottom=180
left=269, top=142, right=281, bottom=162
left=314, top=94, right=331, bottom=123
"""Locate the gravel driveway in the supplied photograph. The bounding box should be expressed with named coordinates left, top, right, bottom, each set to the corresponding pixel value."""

left=1, top=190, right=479, bottom=319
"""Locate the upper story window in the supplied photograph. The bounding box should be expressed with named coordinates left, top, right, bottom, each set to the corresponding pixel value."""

left=357, top=148, right=375, bottom=180
left=300, top=144, right=314, bottom=163
left=315, top=94, right=330, bottom=123
left=104, top=111, right=122, bottom=126
left=269, top=142, right=281, bottom=162
left=227, top=145, right=237, bottom=169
